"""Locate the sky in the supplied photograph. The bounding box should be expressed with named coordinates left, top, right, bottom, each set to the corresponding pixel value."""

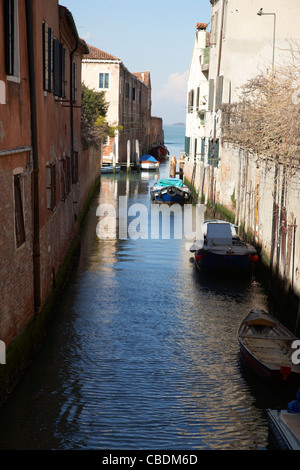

left=59, top=0, right=211, bottom=125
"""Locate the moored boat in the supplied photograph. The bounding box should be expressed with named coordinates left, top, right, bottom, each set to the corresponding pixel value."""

left=148, top=144, right=169, bottom=162
left=237, top=308, right=300, bottom=383
left=268, top=408, right=300, bottom=450
left=101, top=165, right=120, bottom=174
left=150, top=178, right=191, bottom=204
left=139, top=154, right=160, bottom=171
left=189, top=220, right=258, bottom=271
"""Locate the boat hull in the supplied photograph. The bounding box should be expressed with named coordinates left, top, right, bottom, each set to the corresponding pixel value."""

left=195, top=251, right=255, bottom=271
left=149, top=145, right=169, bottom=162
left=140, top=162, right=159, bottom=171
left=151, top=186, right=191, bottom=204
left=238, top=339, right=298, bottom=383
left=237, top=310, right=300, bottom=383
left=268, top=409, right=300, bottom=450
left=101, top=165, right=120, bottom=174
left=191, top=220, right=258, bottom=272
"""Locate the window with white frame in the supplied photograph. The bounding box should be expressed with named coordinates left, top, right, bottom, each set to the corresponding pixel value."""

left=99, top=73, right=109, bottom=89
left=14, top=173, right=25, bottom=247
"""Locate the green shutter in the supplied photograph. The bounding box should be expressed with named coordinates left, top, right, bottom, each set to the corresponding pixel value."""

left=185, top=136, right=190, bottom=155
left=201, top=138, right=205, bottom=162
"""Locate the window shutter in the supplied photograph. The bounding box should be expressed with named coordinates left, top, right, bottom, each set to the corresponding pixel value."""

left=43, top=23, right=48, bottom=90
left=62, top=47, right=66, bottom=97
left=48, top=28, right=53, bottom=92
left=208, top=79, right=214, bottom=111
left=185, top=136, right=190, bottom=155
left=4, top=0, right=15, bottom=76
left=215, top=75, right=224, bottom=110
left=53, top=39, right=63, bottom=96
left=201, top=138, right=205, bottom=162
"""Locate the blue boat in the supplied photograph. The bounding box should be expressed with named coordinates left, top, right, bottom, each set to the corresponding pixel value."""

left=189, top=220, right=259, bottom=271
left=139, top=154, right=160, bottom=171
left=150, top=178, right=191, bottom=204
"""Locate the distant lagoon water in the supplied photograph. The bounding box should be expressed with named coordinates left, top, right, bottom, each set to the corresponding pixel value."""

left=163, top=123, right=185, bottom=157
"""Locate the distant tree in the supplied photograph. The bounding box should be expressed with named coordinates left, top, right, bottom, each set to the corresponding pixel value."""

left=81, top=83, right=110, bottom=150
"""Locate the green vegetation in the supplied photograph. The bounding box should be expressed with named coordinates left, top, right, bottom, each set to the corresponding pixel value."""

left=81, top=83, right=121, bottom=150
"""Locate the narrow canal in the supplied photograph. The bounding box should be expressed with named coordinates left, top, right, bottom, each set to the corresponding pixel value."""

left=0, top=126, right=295, bottom=450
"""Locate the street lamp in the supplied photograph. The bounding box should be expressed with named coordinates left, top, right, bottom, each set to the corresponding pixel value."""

left=257, top=7, right=276, bottom=76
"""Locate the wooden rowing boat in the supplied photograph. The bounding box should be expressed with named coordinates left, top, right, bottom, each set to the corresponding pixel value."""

left=237, top=309, right=300, bottom=383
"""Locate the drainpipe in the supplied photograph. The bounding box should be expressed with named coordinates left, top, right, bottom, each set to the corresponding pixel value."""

left=25, top=0, right=41, bottom=312
left=70, top=40, right=78, bottom=184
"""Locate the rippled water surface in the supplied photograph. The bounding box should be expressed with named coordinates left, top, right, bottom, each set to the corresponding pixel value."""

left=0, top=126, right=294, bottom=450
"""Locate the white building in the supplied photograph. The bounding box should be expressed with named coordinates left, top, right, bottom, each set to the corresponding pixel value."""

left=185, top=0, right=300, bottom=297
left=185, top=23, right=210, bottom=163
left=207, top=0, right=300, bottom=176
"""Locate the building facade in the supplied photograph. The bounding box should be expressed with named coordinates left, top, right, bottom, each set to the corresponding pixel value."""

left=185, top=23, right=210, bottom=162
left=0, top=0, right=99, bottom=400
left=82, top=46, right=153, bottom=165
left=185, top=0, right=300, bottom=297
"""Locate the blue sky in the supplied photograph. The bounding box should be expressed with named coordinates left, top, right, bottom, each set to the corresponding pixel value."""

left=59, top=0, right=211, bottom=125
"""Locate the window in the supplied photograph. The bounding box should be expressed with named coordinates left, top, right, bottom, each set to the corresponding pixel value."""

left=196, top=87, right=200, bottom=111
left=46, top=162, right=56, bottom=210
left=14, top=174, right=25, bottom=247
left=201, top=138, right=205, bottom=162
left=99, top=73, right=109, bottom=89
left=208, top=139, right=219, bottom=167
left=132, top=87, right=136, bottom=101
left=188, top=89, right=194, bottom=113
left=4, top=0, right=20, bottom=79
left=43, top=25, right=66, bottom=96
left=53, top=38, right=66, bottom=97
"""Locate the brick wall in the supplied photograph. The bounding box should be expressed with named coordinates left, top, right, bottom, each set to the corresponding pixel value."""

left=0, top=155, right=34, bottom=347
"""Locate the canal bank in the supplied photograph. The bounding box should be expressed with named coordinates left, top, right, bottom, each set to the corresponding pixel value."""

left=0, top=125, right=298, bottom=450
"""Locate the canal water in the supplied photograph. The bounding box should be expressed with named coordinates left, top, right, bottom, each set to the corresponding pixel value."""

left=0, top=125, right=296, bottom=450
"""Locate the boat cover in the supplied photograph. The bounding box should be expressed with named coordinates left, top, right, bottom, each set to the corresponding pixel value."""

left=156, top=178, right=184, bottom=188
left=140, top=155, right=158, bottom=162
left=206, top=222, right=232, bottom=245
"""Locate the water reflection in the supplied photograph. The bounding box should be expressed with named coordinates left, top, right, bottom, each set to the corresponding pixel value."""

left=0, top=163, right=290, bottom=450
